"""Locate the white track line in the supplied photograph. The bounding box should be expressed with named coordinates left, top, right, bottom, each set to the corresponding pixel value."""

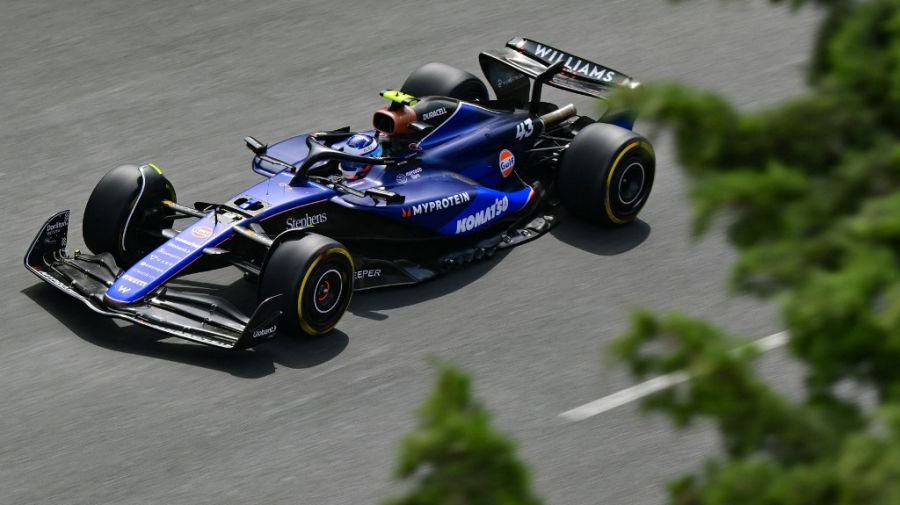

left=560, top=331, right=789, bottom=422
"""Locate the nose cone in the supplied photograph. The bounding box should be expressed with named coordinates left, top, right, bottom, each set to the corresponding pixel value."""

left=105, top=217, right=229, bottom=304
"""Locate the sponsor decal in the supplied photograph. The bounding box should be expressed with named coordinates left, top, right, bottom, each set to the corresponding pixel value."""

left=128, top=269, right=155, bottom=280
left=530, top=43, right=617, bottom=82
left=121, top=274, right=148, bottom=287
left=166, top=242, right=194, bottom=254
left=354, top=268, right=382, bottom=280
left=157, top=249, right=182, bottom=260
left=286, top=212, right=328, bottom=230
left=174, top=236, right=202, bottom=249
left=45, top=217, right=69, bottom=234
left=499, top=150, right=516, bottom=178
left=495, top=73, right=525, bottom=89
left=252, top=325, right=278, bottom=339
left=149, top=254, right=176, bottom=267
left=455, top=196, right=509, bottom=234
left=139, top=261, right=167, bottom=274
left=42, top=213, right=69, bottom=250
left=515, top=118, right=534, bottom=141
left=401, top=192, right=471, bottom=218
left=116, top=285, right=132, bottom=294
left=278, top=181, right=293, bottom=192
left=395, top=167, right=423, bottom=185
left=191, top=225, right=213, bottom=239
left=422, top=107, right=447, bottom=121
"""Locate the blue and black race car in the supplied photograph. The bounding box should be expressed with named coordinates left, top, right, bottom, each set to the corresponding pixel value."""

left=25, top=38, right=656, bottom=350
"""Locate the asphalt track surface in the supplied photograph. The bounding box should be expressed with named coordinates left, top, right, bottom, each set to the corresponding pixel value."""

left=2, top=1, right=821, bottom=504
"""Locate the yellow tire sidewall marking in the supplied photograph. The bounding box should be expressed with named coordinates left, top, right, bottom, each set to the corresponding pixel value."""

left=296, top=247, right=354, bottom=336
left=604, top=141, right=642, bottom=225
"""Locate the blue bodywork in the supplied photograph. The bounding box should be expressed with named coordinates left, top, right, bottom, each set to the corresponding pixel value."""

left=106, top=102, right=539, bottom=304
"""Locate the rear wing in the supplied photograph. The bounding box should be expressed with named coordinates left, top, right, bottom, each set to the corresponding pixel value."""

left=479, top=37, right=639, bottom=104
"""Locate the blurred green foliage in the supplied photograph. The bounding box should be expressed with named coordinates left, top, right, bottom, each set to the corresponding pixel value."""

left=610, top=0, right=900, bottom=503
left=384, top=362, right=542, bottom=505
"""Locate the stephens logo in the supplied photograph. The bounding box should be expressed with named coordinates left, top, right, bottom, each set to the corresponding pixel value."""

left=455, top=196, right=509, bottom=234
left=401, top=192, right=471, bottom=218
left=191, top=226, right=213, bottom=239
left=499, top=150, right=515, bottom=177
left=286, top=212, right=328, bottom=230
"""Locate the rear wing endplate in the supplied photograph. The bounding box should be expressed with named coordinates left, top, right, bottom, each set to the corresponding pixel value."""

left=479, top=37, right=639, bottom=105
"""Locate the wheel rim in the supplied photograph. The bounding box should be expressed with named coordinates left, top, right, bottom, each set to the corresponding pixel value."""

left=313, top=268, right=343, bottom=314
left=618, top=162, right=646, bottom=205
left=297, top=247, right=354, bottom=335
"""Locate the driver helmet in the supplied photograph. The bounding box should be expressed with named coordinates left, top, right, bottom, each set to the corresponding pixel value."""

left=339, top=133, right=382, bottom=180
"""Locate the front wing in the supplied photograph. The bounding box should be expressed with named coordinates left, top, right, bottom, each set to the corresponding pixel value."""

left=24, top=211, right=282, bottom=350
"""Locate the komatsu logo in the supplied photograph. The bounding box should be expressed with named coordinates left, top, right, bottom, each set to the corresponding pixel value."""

left=532, top=44, right=616, bottom=82
left=455, top=196, right=509, bottom=234
left=401, top=192, right=471, bottom=218
left=286, top=212, right=328, bottom=230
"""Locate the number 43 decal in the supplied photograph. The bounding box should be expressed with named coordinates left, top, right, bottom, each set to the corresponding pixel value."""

left=515, top=118, right=534, bottom=140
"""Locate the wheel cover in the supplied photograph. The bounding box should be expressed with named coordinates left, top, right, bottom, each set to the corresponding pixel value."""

left=313, top=269, right=343, bottom=314
left=605, top=142, right=652, bottom=224
left=296, top=247, right=354, bottom=335
left=617, top=162, right=646, bottom=205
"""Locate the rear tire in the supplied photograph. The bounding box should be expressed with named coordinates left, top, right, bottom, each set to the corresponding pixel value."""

left=83, top=164, right=176, bottom=267
left=401, top=62, right=489, bottom=101
left=259, top=234, right=354, bottom=337
left=557, top=123, right=655, bottom=226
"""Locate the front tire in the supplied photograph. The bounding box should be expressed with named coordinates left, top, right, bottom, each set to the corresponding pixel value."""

left=83, top=164, right=176, bottom=267
left=557, top=123, right=655, bottom=226
left=259, top=234, right=354, bottom=337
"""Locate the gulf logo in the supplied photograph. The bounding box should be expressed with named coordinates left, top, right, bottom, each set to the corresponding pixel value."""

left=191, top=225, right=213, bottom=239
left=499, top=149, right=515, bottom=178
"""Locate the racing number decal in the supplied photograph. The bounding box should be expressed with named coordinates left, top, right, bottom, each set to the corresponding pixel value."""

left=515, top=118, right=534, bottom=141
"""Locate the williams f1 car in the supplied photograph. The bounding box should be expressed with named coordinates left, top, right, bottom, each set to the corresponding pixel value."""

left=25, top=38, right=656, bottom=350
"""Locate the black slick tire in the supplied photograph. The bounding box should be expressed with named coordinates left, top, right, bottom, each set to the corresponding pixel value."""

left=258, top=234, right=354, bottom=337
left=83, top=164, right=176, bottom=267
left=557, top=123, right=655, bottom=226
left=401, top=62, right=489, bottom=101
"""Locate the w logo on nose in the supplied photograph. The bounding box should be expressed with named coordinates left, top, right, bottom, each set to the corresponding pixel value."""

left=401, top=208, right=411, bottom=218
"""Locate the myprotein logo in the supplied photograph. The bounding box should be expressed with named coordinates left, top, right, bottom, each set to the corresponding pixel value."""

left=401, top=192, right=471, bottom=218
left=531, top=44, right=617, bottom=82
left=499, top=150, right=515, bottom=177
left=455, top=196, right=509, bottom=234
left=286, top=212, right=328, bottom=230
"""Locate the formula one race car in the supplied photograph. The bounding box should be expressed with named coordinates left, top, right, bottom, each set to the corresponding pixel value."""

left=25, top=38, right=655, bottom=350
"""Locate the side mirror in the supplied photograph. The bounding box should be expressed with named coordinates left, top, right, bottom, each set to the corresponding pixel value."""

left=244, top=136, right=267, bottom=155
